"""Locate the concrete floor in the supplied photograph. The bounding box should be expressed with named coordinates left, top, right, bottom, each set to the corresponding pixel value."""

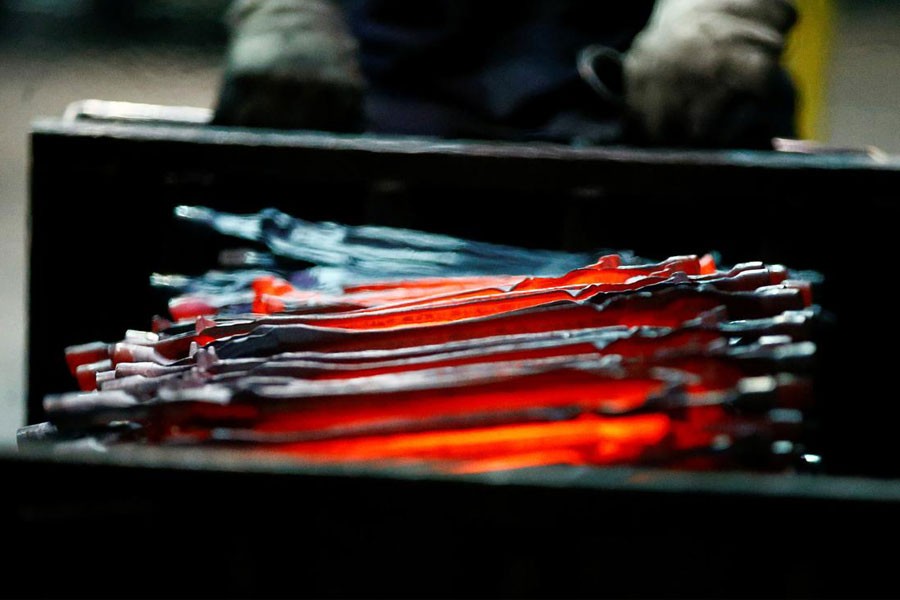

left=1, top=2, right=899, bottom=446
left=827, top=2, right=900, bottom=152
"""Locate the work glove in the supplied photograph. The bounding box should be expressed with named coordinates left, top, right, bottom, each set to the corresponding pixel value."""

left=212, top=0, right=365, bottom=131
left=620, top=0, right=798, bottom=148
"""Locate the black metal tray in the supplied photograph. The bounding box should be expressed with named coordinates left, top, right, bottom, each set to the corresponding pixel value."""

left=28, top=110, right=900, bottom=474
left=6, top=444, right=900, bottom=598
left=17, top=105, right=900, bottom=597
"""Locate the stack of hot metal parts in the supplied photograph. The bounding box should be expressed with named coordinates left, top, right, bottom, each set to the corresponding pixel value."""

left=21, top=206, right=821, bottom=475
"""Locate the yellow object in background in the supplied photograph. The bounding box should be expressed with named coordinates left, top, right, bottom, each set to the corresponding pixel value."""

left=784, top=0, right=835, bottom=140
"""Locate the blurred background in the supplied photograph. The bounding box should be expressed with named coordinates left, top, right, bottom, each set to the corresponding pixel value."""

left=1, top=0, right=898, bottom=444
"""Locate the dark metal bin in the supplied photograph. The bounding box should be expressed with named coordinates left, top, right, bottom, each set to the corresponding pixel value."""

left=16, top=110, right=900, bottom=597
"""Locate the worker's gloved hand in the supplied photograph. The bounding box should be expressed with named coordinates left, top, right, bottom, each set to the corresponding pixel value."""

left=212, top=0, right=365, bottom=131
left=622, top=0, right=798, bottom=148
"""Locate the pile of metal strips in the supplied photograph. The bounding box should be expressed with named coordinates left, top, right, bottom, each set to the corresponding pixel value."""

left=22, top=206, right=820, bottom=474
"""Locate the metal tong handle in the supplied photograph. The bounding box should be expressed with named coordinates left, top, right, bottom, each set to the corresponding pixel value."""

left=577, top=44, right=626, bottom=110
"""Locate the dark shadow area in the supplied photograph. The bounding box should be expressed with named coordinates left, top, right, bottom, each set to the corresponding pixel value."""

left=0, top=0, right=230, bottom=50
